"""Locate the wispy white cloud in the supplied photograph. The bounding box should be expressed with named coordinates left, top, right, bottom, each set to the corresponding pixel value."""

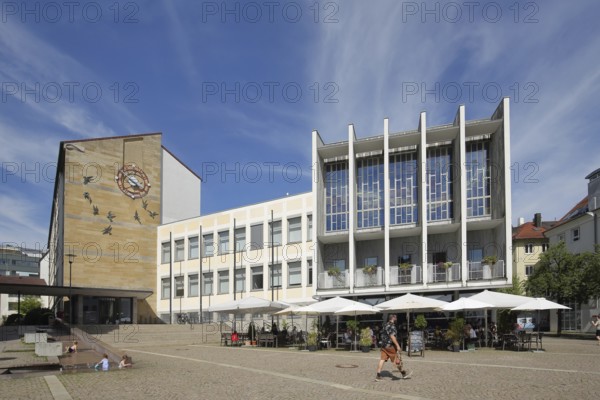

left=0, top=21, right=146, bottom=138
left=0, top=192, right=49, bottom=247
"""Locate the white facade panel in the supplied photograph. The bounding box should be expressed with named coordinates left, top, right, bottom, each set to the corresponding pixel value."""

left=161, top=149, right=201, bottom=224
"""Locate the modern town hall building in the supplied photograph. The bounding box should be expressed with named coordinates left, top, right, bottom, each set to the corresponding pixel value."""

left=157, top=98, right=513, bottom=322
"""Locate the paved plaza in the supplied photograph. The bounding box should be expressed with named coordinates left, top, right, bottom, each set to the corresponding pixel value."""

left=1, top=330, right=600, bottom=400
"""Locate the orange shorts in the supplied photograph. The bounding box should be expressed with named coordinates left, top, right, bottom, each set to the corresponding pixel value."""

left=380, top=346, right=397, bottom=361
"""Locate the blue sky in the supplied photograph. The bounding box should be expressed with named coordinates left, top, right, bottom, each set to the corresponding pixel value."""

left=1, top=0, right=600, bottom=248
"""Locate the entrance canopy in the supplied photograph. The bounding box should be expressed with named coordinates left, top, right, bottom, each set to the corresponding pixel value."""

left=0, top=276, right=152, bottom=300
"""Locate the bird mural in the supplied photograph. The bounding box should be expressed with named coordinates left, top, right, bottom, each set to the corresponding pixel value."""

left=142, top=199, right=148, bottom=210
left=83, top=176, right=94, bottom=185
left=102, top=225, right=113, bottom=235
left=93, top=205, right=99, bottom=215
left=107, top=211, right=116, bottom=223
left=147, top=210, right=159, bottom=219
left=134, top=210, right=142, bottom=224
left=83, top=192, right=92, bottom=204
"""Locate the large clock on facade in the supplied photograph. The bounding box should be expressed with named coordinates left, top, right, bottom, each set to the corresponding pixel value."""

left=115, top=164, right=151, bottom=199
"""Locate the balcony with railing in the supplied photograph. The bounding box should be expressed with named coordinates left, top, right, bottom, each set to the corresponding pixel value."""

left=467, top=260, right=505, bottom=280
left=354, top=266, right=384, bottom=288
left=390, top=264, right=423, bottom=286
left=427, top=263, right=461, bottom=283
left=318, top=270, right=349, bottom=290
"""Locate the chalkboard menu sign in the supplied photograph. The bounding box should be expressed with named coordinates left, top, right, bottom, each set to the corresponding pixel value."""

left=408, top=331, right=424, bottom=357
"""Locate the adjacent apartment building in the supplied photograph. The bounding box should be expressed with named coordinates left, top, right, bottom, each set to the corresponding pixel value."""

left=544, top=168, right=600, bottom=332
left=156, top=98, right=513, bottom=321
left=512, top=213, right=556, bottom=282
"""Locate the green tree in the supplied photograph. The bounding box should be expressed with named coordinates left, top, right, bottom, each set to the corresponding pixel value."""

left=525, top=241, right=585, bottom=335
left=499, top=274, right=524, bottom=295
left=579, top=245, right=600, bottom=299
left=20, top=296, right=42, bottom=316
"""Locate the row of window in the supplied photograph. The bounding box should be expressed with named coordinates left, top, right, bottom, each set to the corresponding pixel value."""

left=325, top=142, right=491, bottom=232
left=524, top=243, right=549, bottom=254
left=160, top=261, right=313, bottom=298
left=161, top=215, right=312, bottom=264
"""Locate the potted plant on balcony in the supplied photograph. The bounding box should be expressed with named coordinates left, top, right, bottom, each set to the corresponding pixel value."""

left=327, top=266, right=341, bottom=277
left=359, top=327, right=373, bottom=352
left=443, top=261, right=453, bottom=269
left=482, top=255, right=497, bottom=265
left=399, top=262, right=412, bottom=270
left=363, top=265, right=377, bottom=275
left=445, top=317, right=464, bottom=352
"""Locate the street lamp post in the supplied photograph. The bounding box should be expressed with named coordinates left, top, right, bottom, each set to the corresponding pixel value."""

left=66, top=253, right=76, bottom=337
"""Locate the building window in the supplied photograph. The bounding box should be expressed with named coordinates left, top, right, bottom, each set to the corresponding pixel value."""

left=189, top=274, right=198, bottom=297
left=558, top=234, right=565, bottom=242
left=389, top=151, right=418, bottom=225
left=269, top=220, right=282, bottom=246
left=328, top=259, right=346, bottom=272
left=161, top=242, right=170, bottom=264
left=307, top=259, right=313, bottom=286
left=218, top=271, right=229, bottom=294
left=203, top=272, right=213, bottom=295
left=325, top=161, right=349, bottom=232
left=174, top=276, right=184, bottom=297
left=203, top=233, right=214, bottom=257
left=288, top=261, right=301, bottom=287
left=364, top=256, right=378, bottom=267
left=466, top=140, right=491, bottom=217
left=235, top=269, right=245, bottom=293
left=307, top=215, right=312, bottom=241
left=235, top=227, right=246, bottom=252
left=161, top=278, right=170, bottom=299
left=426, top=146, right=453, bottom=221
left=251, top=266, right=263, bottom=290
left=174, top=239, right=185, bottom=262
left=525, top=265, right=535, bottom=276
left=188, top=236, right=199, bottom=259
left=251, top=224, right=263, bottom=249
left=542, top=243, right=549, bottom=252
left=524, top=243, right=533, bottom=254
left=288, top=217, right=302, bottom=243
left=219, top=231, right=229, bottom=255
left=357, top=156, right=384, bottom=228
left=572, top=228, right=580, bottom=241
left=270, top=264, right=282, bottom=289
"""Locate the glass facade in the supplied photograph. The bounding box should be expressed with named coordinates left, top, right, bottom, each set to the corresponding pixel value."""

left=325, top=161, right=349, bottom=232
left=426, top=146, right=453, bottom=221
left=466, top=140, right=491, bottom=217
left=356, top=156, right=384, bottom=228
left=389, top=152, right=418, bottom=225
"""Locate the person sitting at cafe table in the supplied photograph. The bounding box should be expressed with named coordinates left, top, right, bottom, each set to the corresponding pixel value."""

left=231, top=330, right=239, bottom=346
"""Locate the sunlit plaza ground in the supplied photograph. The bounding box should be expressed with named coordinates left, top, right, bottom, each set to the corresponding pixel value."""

left=2, top=331, right=599, bottom=400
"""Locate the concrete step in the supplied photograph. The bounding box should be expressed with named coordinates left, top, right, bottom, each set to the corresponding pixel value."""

left=78, top=324, right=225, bottom=349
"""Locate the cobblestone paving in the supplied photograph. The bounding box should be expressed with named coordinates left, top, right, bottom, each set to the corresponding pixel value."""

left=2, top=336, right=599, bottom=400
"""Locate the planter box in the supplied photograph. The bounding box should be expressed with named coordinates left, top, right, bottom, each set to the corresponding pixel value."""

left=25, top=332, right=47, bottom=343
left=35, top=342, right=62, bottom=357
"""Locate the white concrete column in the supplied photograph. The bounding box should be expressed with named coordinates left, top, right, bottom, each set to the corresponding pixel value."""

left=348, top=124, right=356, bottom=292
left=383, top=118, right=391, bottom=290
left=501, top=98, right=512, bottom=284
left=419, top=112, right=428, bottom=285
left=458, top=105, right=467, bottom=284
